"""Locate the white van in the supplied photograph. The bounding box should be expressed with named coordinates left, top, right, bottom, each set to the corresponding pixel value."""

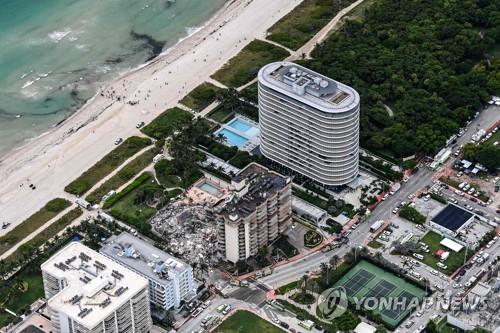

left=437, top=262, right=447, bottom=270
left=413, top=253, right=424, bottom=260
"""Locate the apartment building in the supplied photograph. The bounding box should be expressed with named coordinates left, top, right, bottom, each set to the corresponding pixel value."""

left=258, top=61, right=360, bottom=186
left=41, top=242, right=152, bottom=333
left=100, top=232, right=195, bottom=311
left=216, top=163, right=292, bottom=263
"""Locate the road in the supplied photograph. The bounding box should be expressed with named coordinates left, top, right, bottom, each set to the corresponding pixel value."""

left=259, top=103, right=499, bottom=329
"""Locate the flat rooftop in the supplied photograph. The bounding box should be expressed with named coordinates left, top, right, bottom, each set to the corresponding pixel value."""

left=41, top=242, right=148, bottom=330
left=431, top=204, right=474, bottom=232
left=100, top=232, right=190, bottom=283
left=258, top=61, right=359, bottom=113
left=221, top=163, right=290, bottom=221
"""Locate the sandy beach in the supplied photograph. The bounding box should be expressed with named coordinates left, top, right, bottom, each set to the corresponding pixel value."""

left=0, top=0, right=302, bottom=235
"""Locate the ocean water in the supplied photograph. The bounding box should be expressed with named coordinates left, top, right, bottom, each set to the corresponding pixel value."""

left=0, top=0, right=226, bottom=159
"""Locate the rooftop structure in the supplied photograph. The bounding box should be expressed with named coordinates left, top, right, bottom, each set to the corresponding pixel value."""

left=221, top=163, right=290, bottom=221
left=41, top=242, right=151, bottom=333
left=258, top=62, right=359, bottom=113
left=430, top=204, right=474, bottom=237
left=100, top=232, right=195, bottom=310
left=258, top=62, right=360, bottom=186
left=292, top=196, right=327, bottom=224
left=440, top=238, right=464, bottom=252
left=216, top=163, right=292, bottom=263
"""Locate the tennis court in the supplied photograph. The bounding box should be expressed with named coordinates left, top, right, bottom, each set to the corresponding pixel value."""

left=333, top=260, right=426, bottom=327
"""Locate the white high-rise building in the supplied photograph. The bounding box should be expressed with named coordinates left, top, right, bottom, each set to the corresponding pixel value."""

left=41, top=242, right=152, bottom=333
left=216, top=163, right=292, bottom=263
left=100, top=232, right=195, bottom=311
left=258, top=62, right=360, bottom=186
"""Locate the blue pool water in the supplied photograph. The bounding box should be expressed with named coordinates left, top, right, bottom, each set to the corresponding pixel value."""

left=228, top=118, right=252, bottom=132
left=217, top=128, right=248, bottom=147
left=199, top=181, right=221, bottom=196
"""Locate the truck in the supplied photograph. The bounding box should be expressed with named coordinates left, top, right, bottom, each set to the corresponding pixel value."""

left=98, top=212, right=115, bottom=223
left=299, top=320, right=315, bottom=330
left=370, top=220, right=384, bottom=232
left=76, top=198, right=92, bottom=210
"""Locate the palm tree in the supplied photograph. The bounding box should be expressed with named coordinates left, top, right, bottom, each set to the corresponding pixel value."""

left=320, top=263, right=328, bottom=285
left=329, top=254, right=339, bottom=269
left=301, top=274, right=309, bottom=298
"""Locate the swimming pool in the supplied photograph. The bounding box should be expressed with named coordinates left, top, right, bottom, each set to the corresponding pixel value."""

left=217, top=128, right=248, bottom=147
left=228, top=118, right=252, bottom=132
left=199, top=181, right=222, bottom=197
left=228, top=118, right=259, bottom=137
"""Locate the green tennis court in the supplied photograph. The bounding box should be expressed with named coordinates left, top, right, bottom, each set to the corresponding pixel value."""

left=333, top=260, right=426, bottom=327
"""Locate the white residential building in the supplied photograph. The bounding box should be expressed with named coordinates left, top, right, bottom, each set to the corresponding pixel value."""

left=100, top=232, right=195, bottom=311
left=216, top=163, right=292, bottom=263
left=258, top=62, right=360, bottom=186
left=41, top=242, right=152, bottom=333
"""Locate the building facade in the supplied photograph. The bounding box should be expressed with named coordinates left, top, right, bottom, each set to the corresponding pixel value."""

left=100, top=232, right=195, bottom=311
left=41, top=242, right=152, bottom=333
left=216, top=163, right=292, bottom=263
left=258, top=62, right=360, bottom=186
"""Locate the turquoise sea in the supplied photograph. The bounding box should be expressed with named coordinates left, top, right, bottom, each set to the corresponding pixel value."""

left=0, top=0, right=226, bottom=158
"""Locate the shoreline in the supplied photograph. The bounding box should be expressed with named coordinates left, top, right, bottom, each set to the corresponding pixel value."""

left=1, top=0, right=236, bottom=163
left=0, top=0, right=302, bottom=235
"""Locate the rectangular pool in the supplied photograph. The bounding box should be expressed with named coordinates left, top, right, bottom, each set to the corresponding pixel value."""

left=199, top=181, right=222, bottom=197
left=217, top=128, right=248, bottom=147
left=228, top=118, right=252, bottom=132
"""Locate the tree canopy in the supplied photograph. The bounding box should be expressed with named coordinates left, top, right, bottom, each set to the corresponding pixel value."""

left=305, top=0, right=500, bottom=157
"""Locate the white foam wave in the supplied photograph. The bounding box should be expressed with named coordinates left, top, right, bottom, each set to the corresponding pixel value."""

left=48, top=28, right=72, bottom=43
left=186, top=26, right=202, bottom=35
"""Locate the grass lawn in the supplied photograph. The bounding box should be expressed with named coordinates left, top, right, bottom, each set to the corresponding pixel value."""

left=0, top=272, right=44, bottom=327
left=65, top=136, right=152, bottom=195
left=485, top=129, right=500, bottom=144
left=239, top=81, right=258, bottom=104
left=4, top=207, right=83, bottom=264
left=420, top=231, right=473, bottom=275
left=0, top=198, right=71, bottom=256
left=0, top=312, right=14, bottom=329
left=141, top=107, right=193, bottom=139
left=86, top=147, right=158, bottom=204
left=211, top=39, right=289, bottom=88
left=207, top=105, right=234, bottom=123
left=154, top=159, right=202, bottom=189
left=276, top=280, right=299, bottom=295
left=347, top=0, right=376, bottom=21
left=106, top=173, right=182, bottom=232
left=267, top=0, right=357, bottom=50
left=214, top=310, right=284, bottom=333
left=106, top=173, right=160, bottom=229
left=179, top=82, right=222, bottom=112
left=368, top=240, right=384, bottom=249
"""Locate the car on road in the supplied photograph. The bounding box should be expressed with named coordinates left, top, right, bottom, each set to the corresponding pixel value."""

left=437, top=262, right=448, bottom=269
left=430, top=269, right=438, bottom=276
left=403, top=176, right=409, bottom=182
left=405, top=321, right=415, bottom=328
left=280, top=322, right=289, bottom=329
left=136, top=121, right=145, bottom=129
left=413, top=253, right=424, bottom=260
left=114, top=137, right=123, bottom=145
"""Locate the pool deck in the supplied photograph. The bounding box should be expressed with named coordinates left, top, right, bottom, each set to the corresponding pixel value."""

left=215, top=115, right=260, bottom=151
left=185, top=177, right=229, bottom=206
